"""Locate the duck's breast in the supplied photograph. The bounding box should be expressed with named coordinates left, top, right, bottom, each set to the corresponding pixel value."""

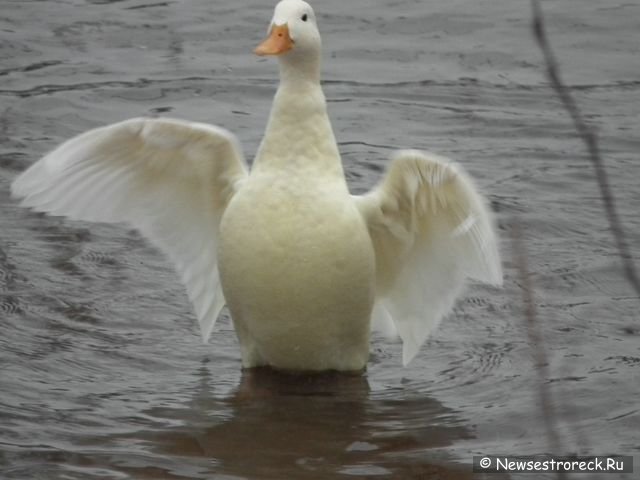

left=218, top=174, right=375, bottom=370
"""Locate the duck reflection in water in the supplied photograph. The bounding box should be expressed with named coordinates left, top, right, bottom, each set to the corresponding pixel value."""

left=126, top=364, right=488, bottom=479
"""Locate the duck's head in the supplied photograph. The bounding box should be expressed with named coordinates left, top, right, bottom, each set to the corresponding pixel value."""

left=255, top=0, right=320, bottom=60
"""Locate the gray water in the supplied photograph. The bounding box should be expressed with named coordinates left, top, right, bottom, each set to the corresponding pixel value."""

left=1, top=0, right=639, bottom=478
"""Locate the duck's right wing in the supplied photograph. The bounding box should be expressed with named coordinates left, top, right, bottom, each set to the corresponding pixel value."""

left=355, top=150, right=502, bottom=365
left=12, top=117, right=248, bottom=341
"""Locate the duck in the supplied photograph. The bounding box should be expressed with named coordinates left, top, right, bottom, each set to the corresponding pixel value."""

left=11, top=0, right=502, bottom=372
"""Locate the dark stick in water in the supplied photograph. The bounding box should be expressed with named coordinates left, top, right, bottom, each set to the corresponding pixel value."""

left=511, top=221, right=567, bottom=480
left=530, top=0, right=640, bottom=297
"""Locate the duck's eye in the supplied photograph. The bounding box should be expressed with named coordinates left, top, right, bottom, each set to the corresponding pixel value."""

left=301, top=14, right=308, bottom=22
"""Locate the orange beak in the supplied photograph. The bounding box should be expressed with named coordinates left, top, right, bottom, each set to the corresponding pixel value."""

left=254, top=24, right=294, bottom=56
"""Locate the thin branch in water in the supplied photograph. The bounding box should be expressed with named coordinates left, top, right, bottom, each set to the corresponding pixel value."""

left=511, top=221, right=567, bottom=480
left=530, top=0, right=640, bottom=297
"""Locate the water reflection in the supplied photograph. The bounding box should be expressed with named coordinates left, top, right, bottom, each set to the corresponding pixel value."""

left=124, top=365, right=480, bottom=479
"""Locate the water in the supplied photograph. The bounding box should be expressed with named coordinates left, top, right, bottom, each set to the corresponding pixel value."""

left=1, top=0, right=639, bottom=478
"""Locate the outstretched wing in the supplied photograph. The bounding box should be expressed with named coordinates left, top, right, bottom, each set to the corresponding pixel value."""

left=12, top=117, right=248, bottom=341
left=355, top=150, right=502, bottom=365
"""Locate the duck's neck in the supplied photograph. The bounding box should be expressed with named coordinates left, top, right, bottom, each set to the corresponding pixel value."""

left=253, top=54, right=344, bottom=180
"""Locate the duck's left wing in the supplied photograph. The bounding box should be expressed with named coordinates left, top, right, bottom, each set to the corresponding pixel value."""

left=12, top=117, right=248, bottom=342
left=355, top=150, right=502, bottom=365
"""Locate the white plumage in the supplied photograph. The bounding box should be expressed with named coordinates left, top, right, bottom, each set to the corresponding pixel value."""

left=11, top=0, right=501, bottom=371
left=12, top=118, right=247, bottom=343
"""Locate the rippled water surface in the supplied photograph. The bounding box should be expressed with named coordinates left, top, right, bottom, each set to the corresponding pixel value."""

left=1, top=0, right=639, bottom=478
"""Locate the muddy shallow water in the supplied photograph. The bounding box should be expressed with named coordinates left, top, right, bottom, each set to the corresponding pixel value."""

left=1, top=0, right=639, bottom=479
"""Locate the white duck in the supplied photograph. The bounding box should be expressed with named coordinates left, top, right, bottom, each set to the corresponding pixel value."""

left=11, top=0, right=501, bottom=372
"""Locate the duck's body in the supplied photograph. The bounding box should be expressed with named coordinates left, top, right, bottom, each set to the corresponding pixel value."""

left=220, top=179, right=375, bottom=371
left=11, top=0, right=502, bottom=372
left=220, top=68, right=375, bottom=371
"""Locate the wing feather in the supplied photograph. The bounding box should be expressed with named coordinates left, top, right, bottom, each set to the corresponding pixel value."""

left=356, top=150, right=501, bottom=365
left=12, top=117, right=248, bottom=341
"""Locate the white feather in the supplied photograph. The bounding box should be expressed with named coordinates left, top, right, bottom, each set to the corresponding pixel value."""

left=11, top=117, right=248, bottom=342
left=356, top=150, right=502, bottom=365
